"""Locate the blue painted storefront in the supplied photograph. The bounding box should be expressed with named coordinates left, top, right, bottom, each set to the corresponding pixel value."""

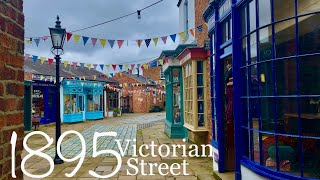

left=204, top=0, right=320, bottom=179
left=62, top=80, right=104, bottom=123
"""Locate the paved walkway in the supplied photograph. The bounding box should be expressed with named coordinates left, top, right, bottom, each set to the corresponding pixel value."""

left=23, top=113, right=218, bottom=180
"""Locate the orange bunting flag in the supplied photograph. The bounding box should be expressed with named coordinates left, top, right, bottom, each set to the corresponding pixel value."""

left=190, top=29, right=195, bottom=37
left=137, top=40, right=142, bottom=48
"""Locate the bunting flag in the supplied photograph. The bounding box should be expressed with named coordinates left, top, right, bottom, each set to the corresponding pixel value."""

left=26, top=39, right=32, bottom=44
left=179, top=32, right=187, bottom=41
left=190, top=29, right=195, bottom=37
left=106, top=64, right=110, bottom=71
left=93, top=64, right=97, bottom=70
left=74, top=34, right=81, bottom=43
left=87, top=64, right=92, bottom=69
left=80, top=63, right=85, bottom=68
left=93, top=75, right=97, bottom=80
left=66, top=33, right=73, bottom=41
left=165, top=57, right=169, bottom=63
left=34, top=38, right=40, bottom=47
left=117, top=40, right=124, bottom=48
left=48, top=58, right=54, bottom=65
left=119, top=65, right=123, bottom=70
left=63, top=61, right=68, bottom=68
left=119, top=72, right=122, bottom=77
left=40, top=57, right=46, bottom=64
left=145, top=39, right=151, bottom=48
left=131, top=64, right=135, bottom=69
left=72, top=62, right=78, bottom=69
left=100, top=39, right=106, bottom=48
left=91, top=38, right=97, bottom=47
left=99, top=64, right=104, bottom=71
left=32, top=55, right=38, bottom=62
left=197, top=25, right=203, bottom=32
left=24, top=54, right=30, bottom=60
left=82, top=36, right=89, bottom=46
left=158, top=59, right=164, bottom=65
left=42, top=36, right=49, bottom=41
left=112, top=64, right=117, bottom=70
left=124, top=64, right=129, bottom=70
left=110, top=73, right=114, bottom=77
left=170, top=34, right=176, bottom=43
left=137, top=40, right=142, bottom=48
left=153, top=38, right=159, bottom=46
left=108, top=40, right=115, bottom=48
left=161, top=36, right=167, bottom=44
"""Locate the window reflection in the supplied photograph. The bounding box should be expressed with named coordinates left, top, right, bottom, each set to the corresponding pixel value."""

left=258, top=0, right=271, bottom=27
left=274, top=0, right=295, bottom=21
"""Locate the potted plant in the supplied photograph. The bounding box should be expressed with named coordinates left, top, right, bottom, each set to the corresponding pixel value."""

left=113, top=108, right=121, bottom=117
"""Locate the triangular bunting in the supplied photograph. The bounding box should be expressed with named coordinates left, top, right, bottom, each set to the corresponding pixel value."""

left=119, top=65, right=123, bottom=70
left=99, top=39, right=106, bottom=48
left=189, top=29, right=195, bottom=37
left=40, top=57, right=46, bottom=64
left=74, top=34, right=81, bottom=43
left=161, top=36, right=167, bottom=44
left=48, top=58, right=54, bottom=65
left=124, top=64, right=129, bottom=70
left=91, top=38, right=97, bottom=47
left=153, top=38, right=159, bottom=46
left=158, top=59, right=164, bottom=65
left=32, top=55, right=38, bottom=62
left=82, top=36, right=89, bottom=46
left=170, top=34, right=176, bottom=43
left=34, top=38, right=40, bottom=47
left=112, top=64, right=117, bottom=70
left=131, top=64, right=135, bottom=69
left=179, top=32, right=187, bottom=41
left=66, top=33, right=73, bottom=41
left=137, top=40, right=142, bottom=48
left=80, top=63, right=85, bottom=68
left=72, top=62, right=78, bottom=69
left=117, top=40, right=124, bottom=48
left=87, top=64, right=92, bottom=70
left=165, top=57, right=169, bottom=63
left=63, top=61, right=68, bottom=68
left=93, top=64, right=97, bottom=70
left=145, top=39, right=151, bottom=48
left=99, top=64, right=104, bottom=71
left=108, top=40, right=115, bottom=48
left=106, top=65, right=110, bottom=71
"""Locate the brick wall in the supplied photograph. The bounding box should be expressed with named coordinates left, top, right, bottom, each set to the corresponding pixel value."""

left=0, top=0, right=24, bottom=179
left=194, top=0, right=209, bottom=47
left=143, top=66, right=162, bottom=81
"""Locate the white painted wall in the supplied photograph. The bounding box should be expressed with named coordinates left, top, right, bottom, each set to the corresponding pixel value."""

left=241, top=165, right=268, bottom=180
left=178, top=0, right=195, bottom=44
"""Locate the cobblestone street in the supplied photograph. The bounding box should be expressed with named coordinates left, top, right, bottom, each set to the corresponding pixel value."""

left=22, top=113, right=219, bottom=180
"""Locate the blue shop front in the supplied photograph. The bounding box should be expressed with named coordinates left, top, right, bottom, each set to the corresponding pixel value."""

left=204, top=0, right=320, bottom=179
left=61, top=80, right=104, bottom=123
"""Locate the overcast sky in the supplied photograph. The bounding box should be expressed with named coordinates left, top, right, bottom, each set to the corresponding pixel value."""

left=24, top=0, right=179, bottom=73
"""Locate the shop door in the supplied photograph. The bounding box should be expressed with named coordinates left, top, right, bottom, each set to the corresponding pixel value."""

left=78, top=95, right=85, bottom=120
left=24, top=84, right=32, bottom=131
left=48, top=90, right=56, bottom=123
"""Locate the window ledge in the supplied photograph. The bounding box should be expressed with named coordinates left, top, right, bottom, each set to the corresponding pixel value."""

left=184, top=123, right=209, bottom=132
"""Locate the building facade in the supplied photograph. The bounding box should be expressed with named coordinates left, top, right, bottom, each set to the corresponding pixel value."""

left=204, top=0, right=320, bottom=179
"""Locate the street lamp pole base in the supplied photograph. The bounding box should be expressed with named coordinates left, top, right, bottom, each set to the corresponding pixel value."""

left=54, top=155, right=64, bottom=164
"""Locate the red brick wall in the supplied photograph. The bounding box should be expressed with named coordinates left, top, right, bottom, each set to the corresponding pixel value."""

left=143, top=66, right=162, bottom=81
left=195, top=0, right=209, bottom=48
left=0, top=0, right=24, bottom=179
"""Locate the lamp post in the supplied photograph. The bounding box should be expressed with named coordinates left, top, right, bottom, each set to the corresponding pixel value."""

left=49, top=16, right=66, bottom=165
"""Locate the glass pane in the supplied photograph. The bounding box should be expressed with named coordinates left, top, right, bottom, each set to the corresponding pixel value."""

left=173, top=85, right=181, bottom=124
left=197, top=61, right=203, bottom=73
left=241, top=6, right=247, bottom=36
left=299, top=55, right=320, bottom=95
left=262, top=135, right=275, bottom=169
left=198, top=101, right=204, bottom=113
left=259, top=61, right=273, bottom=96
left=298, top=14, right=320, bottom=55
left=300, top=97, right=320, bottom=137
left=275, top=58, right=297, bottom=96
left=197, top=88, right=204, bottom=100
left=261, top=98, right=274, bottom=132
left=87, top=94, right=93, bottom=112
left=172, top=68, right=180, bottom=83
left=258, top=0, right=271, bottom=27
left=303, top=138, right=320, bottom=178
left=275, top=19, right=296, bottom=58
left=250, top=32, right=257, bottom=64
left=78, top=96, right=83, bottom=112
left=298, top=0, right=320, bottom=15
left=249, top=0, right=256, bottom=32
left=197, top=74, right=204, bottom=86
left=274, top=0, right=295, bottom=21
left=259, top=26, right=272, bottom=61
left=253, top=131, right=260, bottom=163
left=277, top=136, right=300, bottom=176
left=198, top=114, right=204, bottom=127
left=280, top=98, right=299, bottom=135
left=242, top=37, right=248, bottom=66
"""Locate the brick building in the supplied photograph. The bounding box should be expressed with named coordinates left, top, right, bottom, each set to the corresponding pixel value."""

left=142, top=59, right=165, bottom=85
left=0, top=0, right=25, bottom=179
left=113, top=72, right=165, bottom=113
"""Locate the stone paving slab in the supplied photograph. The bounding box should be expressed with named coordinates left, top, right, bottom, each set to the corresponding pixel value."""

left=46, top=124, right=137, bottom=158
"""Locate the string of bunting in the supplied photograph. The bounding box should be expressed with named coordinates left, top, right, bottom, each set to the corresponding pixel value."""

left=30, top=74, right=165, bottom=95
left=24, top=53, right=169, bottom=72
left=25, top=24, right=205, bottom=48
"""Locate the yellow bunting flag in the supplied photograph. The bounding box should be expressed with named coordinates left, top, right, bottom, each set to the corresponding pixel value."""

left=87, top=64, right=92, bottom=70
left=100, top=39, right=106, bottom=48
left=74, top=34, right=81, bottom=43
left=93, top=75, right=97, bottom=80
left=106, top=65, right=110, bottom=71
left=179, top=32, right=187, bottom=41
left=158, top=59, right=164, bottom=65
left=105, top=73, right=109, bottom=78
left=40, top=57, right=46, bottom=64
left=63, top=61, right=68, bottom=68
left=153, top=38, right=159, bottom=46
left=124, top=64, right=129, bottom=70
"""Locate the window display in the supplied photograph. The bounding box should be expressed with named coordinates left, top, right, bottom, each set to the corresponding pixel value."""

left=87, top=94, right=102, bottom=112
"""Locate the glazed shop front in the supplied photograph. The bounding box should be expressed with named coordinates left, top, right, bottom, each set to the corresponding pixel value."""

left=204, top=0, right=320, bottom=179
left=61, top=80, right=104, bottom=123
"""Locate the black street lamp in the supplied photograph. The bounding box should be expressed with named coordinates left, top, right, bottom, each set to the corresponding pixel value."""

left=49, top=16, right=66, bottom=165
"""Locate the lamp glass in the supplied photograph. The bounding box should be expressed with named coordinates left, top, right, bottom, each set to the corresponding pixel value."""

left=49, top=28, right=66, bottom=49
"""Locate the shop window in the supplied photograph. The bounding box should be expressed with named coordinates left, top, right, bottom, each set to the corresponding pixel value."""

left=107, top=91, right=119, bottom=110
left=249, top=0, right=256, bottom=32
left=221, top=18, right=232, bottom=44
left=299, top=55, right=320, bottom=95
left=64, top=94, right=78, bottom=114
left=258, top=0, right=271, bottom=27
left=259, top=26, right=272, bottom=61
left=87, top=94, right=102, bottom=112
left=275, top=19, right=296, bottom=58
left=298, top=14, right=320, bottom=55
left=298, top=0, right=320, bottom=15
